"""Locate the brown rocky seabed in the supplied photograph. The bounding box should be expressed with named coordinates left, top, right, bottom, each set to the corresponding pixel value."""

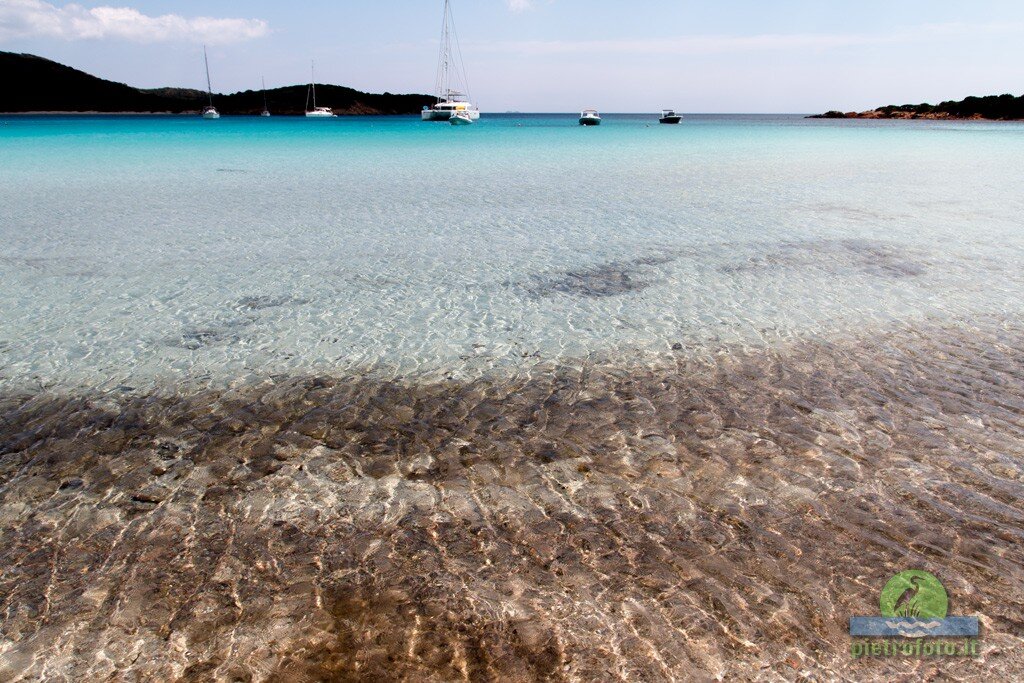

left=1, top=318, right=1023, bottom=681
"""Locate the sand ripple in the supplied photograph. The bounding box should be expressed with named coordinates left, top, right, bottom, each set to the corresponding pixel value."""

left=1, top=319, right=1023, bottom=681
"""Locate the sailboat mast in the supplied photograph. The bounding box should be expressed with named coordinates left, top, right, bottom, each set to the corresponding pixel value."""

left=434, top=0, right=452, bottom=103
left=262, top=76, right=268, bottom=110
left=203, top=45, right=214, bottom=107
left=443, top=0, right=451, bottom=100
left=311, top=61, right=317, bottom=109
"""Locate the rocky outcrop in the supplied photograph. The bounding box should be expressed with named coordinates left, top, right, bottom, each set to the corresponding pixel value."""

left=809, top=94, right=1024, bottom=120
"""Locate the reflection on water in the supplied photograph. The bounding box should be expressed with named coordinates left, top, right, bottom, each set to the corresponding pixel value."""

left=1, top=318, right=1022, bottom=680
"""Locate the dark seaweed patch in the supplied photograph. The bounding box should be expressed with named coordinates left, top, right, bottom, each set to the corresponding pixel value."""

left=0, top=256, right=52, bottom=269
left=235, top=294, right=309, bottom=311
left=523, top=252, right=677, bottom=298
left=178, top=329, right=232, bottom=349
left=175, top=320, right=253, bottom=349
left=720, top=238, right=928, bottom=279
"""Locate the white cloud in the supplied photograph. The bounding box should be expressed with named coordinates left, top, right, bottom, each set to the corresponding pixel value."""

left=507, top=0, right=533, bottom=12
left=0, top=0, right=269, bottom=44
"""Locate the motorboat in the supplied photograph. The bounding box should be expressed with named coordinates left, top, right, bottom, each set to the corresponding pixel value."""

left=422, top=1, right=481, bottom=122
left=450, top=110, right=474, bottom=125
left=579, top=109, right=601, bottom=126
left=659, top=109, right=682, bottom=124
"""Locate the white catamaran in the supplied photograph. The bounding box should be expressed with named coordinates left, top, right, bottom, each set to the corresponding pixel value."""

left=306, top=62, right=336, bottom=118
left=422, top=0, right=480, bottom=122
left=201, top=46, right=220, bottom=119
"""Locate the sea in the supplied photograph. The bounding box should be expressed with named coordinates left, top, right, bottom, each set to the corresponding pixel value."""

left=0, top=113, right=1021, bottom=391
left=1, top=113, right=1023, bottom=680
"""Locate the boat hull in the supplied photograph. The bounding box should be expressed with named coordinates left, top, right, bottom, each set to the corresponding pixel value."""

left=579, top=117, right=601, bottom=126
left=422, top=109, right=481, bottom=121
left=202, top=111, right=220, bottom=119
left=659, top=116, right=682, bottom=124
left=450, top=115, right=473, bottom=126
left=305, top=112, right=336, bottom=118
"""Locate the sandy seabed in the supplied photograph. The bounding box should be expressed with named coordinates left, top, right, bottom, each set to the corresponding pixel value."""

left=1, top=317, right=1023, bottom=681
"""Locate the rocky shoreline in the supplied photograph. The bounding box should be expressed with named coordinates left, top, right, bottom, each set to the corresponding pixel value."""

left=810, top=110, right=995, bottom=120
left=809, top=93, right=1024, bottom=121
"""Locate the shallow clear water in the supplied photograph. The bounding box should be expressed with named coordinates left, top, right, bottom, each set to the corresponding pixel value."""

left=1, top=114, right=1023, bottom=391
left=3, top=114, right=1024, bottom=681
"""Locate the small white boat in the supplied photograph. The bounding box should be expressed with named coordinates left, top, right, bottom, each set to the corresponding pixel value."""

left=422, top=1, right=481, bottom=122
left=306, top=107, right=335, bottom=118
left=579, top=109, right=601, bottom=126
left=305, top=61, right=336, bottom=118
left=450, top=111, right=474, bottom=125
left=201, top=46, right=220, bottom=119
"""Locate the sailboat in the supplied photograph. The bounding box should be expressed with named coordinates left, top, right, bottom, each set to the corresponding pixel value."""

left=422, top=0, right=480, bottom=122
left=305, top=61, right=336, bottom=118
left=201, top=46, right=220, bottom=119
left=260, top=77, right=271, bottom=117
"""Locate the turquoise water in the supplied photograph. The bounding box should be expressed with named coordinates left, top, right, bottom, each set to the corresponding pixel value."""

left=1, top=114, right=1023, bottom=390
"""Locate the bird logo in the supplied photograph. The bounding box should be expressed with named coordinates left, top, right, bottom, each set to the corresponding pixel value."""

left=893, top=575, right=928, bottom=617
left=880, top=570, right=948, bottom=620
left=849, top=568, right=978, bottom=640
left=878, top=570, right=949, bottom=636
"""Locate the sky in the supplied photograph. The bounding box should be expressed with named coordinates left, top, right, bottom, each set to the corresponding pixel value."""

left=0, top=0, right=1022, bottom=112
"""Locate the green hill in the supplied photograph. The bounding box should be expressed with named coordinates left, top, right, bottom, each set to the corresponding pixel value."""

left=0, top=52, right=433, bottom=115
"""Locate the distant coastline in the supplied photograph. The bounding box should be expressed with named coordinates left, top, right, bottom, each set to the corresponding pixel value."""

left=1, top=51, right=432, bottom=116
left=2, top=111, right=216, bottom=116
left=0, top=112, right=423, bottom=117
left=809, top=94, right=1024, bottom=121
